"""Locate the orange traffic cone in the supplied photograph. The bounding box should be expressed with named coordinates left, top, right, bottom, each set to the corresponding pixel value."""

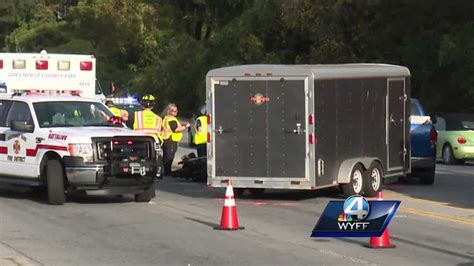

left=365, top=192, right=396, bottom=248
left=214, top=180, right=244, bottom=230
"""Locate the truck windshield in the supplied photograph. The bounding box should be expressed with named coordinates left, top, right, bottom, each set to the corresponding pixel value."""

left=34, top=101, right=122, bottom=128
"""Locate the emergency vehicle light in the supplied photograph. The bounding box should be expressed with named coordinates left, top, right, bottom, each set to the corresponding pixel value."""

left=127, top=140, right=133, bottom=145
left=80, top=61, right=93, bottom=71
left=13, top=59, right=26, bottom=69
left=36, top=60, right=48, bottom=70
left=58, top=60, right=70, bottom=70
left=0, top=59, right=3, bottom=69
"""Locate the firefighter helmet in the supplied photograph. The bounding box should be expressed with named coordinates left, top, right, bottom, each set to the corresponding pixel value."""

left=141, top=94, right=155, bottom=108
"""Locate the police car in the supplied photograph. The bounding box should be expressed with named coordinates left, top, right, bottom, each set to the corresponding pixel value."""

left=0, top=91, right=162, bottom=205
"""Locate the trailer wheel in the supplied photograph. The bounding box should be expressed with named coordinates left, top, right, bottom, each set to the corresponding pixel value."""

left=135, top=186, right=156, bottom=202
left=342, top=164, right=365, bottom=197
left=364, top=162, right=383, bottom=197
left=248, top=188, right=265, bottom=197
left=46, top=159, right=66, bottom=205
left=233, top=188, right=245, bottom=198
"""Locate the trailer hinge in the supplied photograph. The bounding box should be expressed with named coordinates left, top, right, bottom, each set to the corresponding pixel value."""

left=399, top=94, right=408, bottom=101
left=317, top=159, right=325, bottom=176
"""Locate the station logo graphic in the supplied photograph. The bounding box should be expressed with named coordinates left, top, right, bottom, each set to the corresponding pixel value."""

left=311, top=195, right=400, bottom=237
left=250, top=93, right=270, bottom=105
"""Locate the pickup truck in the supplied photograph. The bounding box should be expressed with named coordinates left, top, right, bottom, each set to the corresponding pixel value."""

left=409, top=98, right=437, bottom=184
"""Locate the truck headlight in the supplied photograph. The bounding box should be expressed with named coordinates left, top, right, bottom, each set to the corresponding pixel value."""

left=68, top=144, right=94, bottom=162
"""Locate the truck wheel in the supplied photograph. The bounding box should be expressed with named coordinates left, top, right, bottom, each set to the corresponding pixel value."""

left=134, top=186, right=156, bottom=202
left=364, top=162, right=383, bottom=197
left=442, top=144, right=456, bottom=165
left=248, top=188, right=265, bottom=197
left=46, top=159, right=66, bottom=205
left=419, top=168, right=435, bottom=185
left=342, top=164, right=365, bottom=197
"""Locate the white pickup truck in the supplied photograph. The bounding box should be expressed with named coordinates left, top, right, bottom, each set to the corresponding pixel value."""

left=0, top=92, right=162, bottom=204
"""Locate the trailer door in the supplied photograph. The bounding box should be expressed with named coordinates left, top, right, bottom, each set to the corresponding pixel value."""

left=213, top=78, right=306, bottom=178
left=387, top=79, right=406, bottom=170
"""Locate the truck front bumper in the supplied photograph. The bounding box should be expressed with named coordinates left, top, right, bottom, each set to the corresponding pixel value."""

left=63, top=157, right=161, bottom=192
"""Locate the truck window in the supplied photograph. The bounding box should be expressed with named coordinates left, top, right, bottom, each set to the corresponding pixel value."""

left=6, top=102, right=33, bottom=127
left=0, top=100, right=11, bottom=126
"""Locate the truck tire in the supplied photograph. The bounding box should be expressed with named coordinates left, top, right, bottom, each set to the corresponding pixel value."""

left=442, top=144, right=456, bottom=165
left=248, top=188, right=265, bottom=197
left=418, top=168, right=435, bottom=185
left=134, top=186, right=156, bottom=202
left=364, top=162, right=383, bottom=197
left=342, top=164, right=365, bottom=197
left=46, top=159, right=66, bottom=205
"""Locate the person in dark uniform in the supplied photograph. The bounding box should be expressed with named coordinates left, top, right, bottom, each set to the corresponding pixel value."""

left=161, top=103, right=190, bottom=176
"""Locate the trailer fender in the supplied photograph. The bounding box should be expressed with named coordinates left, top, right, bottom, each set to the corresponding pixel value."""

left=337, top=158, right=380, bottom=184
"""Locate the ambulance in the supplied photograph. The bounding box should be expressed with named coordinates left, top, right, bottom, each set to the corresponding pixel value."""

left=0, top=50, right=105, bottom=101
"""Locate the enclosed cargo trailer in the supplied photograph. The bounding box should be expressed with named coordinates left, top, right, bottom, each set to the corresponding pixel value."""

left=206, top=64, right=410, bottom=197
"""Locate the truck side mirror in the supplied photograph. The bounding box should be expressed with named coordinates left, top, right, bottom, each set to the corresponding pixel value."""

left=11, top=120, right=34, bottom=133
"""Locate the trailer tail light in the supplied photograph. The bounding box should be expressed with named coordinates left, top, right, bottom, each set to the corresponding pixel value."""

left=457, top=137, right=467, bottom=144
left=309, top=114, right=313, bottom=125
left=80, top=61, right=93, bottom=71
left=36, top=60, right=48, bottom=70
left=309, top=133, right=314, bottom=144
left=207, top=114, right=211, bottom=124
left=207, top=132, right=211, bottom=143
left=430, top=127, right=437, bottom=147
left=0, top=59, right=3, bottom=69
left=13, top=59, right=26, bottom=69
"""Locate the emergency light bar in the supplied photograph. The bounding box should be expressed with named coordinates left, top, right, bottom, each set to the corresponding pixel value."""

left=107, top=97, right=139, bottom=104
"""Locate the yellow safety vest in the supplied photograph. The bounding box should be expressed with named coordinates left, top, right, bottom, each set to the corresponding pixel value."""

left=133, top=110, right=162, bottom=141
left=109, top=106, right=123, bottom=117
left=193, top=116, right=207, bottom=145
left=162, top=116, right=183, bottom=142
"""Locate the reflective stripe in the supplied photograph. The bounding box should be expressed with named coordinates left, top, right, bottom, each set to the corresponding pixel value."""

left=133, top=110, right=162, bottom=142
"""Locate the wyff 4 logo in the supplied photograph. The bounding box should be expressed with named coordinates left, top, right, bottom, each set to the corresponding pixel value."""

left=311, top=195, right=400, bottom=238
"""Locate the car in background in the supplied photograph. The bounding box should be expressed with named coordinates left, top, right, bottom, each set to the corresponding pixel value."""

left=409, top=98, right=437, bottom=184
left=433, top=113, right=474, bottom=164
left=187, top=104, right=206, bottom=146
left=107, top=97, right=144, bottom=128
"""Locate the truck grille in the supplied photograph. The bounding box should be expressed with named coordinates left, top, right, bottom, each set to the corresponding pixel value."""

left=93, top=136, right=155, bottom=162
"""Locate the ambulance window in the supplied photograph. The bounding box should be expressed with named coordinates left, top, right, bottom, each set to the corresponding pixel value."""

left=6, top=102, right=33, bottom=127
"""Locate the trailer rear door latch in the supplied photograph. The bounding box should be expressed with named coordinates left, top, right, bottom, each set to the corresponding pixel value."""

left=293, top=123, right=305, bottom=135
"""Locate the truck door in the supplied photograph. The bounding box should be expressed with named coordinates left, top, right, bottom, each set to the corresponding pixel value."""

left=213, top=78, right=307, bottom=178
left=387, top=79, right=406, bottom=171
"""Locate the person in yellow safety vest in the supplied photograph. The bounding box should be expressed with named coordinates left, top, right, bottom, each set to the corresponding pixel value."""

left=193, top=110, right=207, bottom=158
left=161, top=103, right=190, bottom=176
left=105, top=100, right=129, bottom=122
left=133, top=95, right=162, bottom=143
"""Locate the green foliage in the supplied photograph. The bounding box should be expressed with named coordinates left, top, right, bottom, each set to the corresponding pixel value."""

left=1, top=0, right=474, bottom=114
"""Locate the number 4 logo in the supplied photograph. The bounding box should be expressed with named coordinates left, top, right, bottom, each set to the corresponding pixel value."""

left=343, top=195, right=370, bottom=221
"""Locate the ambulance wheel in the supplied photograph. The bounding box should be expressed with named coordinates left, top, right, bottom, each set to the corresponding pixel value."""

left=341, top=164, right=365, bottom=197
left=46, top=159, right=66, bottom=205
left=135, top=186, right=155, bottom=202
left=248, top=188, right=265, bottom=197
left=364, top=162, right=383, bottom=197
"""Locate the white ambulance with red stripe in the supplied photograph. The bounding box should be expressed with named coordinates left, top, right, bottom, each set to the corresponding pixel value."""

left=0, top=91, right=163, bottom=205
left=0, top=50, right=105, bottom=101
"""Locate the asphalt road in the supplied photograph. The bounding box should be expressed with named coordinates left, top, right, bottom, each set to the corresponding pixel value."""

left=0, top=142, right=472, bottom=266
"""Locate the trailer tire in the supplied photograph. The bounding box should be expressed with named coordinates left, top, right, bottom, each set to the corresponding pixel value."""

left=364, top=162, right=383, bottom=197
left=233, top=188, right=245, bottom=197
left=134, top=186, right=155, bottom=202
left=248, top=188, right=265, bottom=197
left=46, top=159, right=66, bottom=205
left=342, top=164, right=365, bottom=197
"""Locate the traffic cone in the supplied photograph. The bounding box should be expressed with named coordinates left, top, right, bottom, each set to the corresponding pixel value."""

left=214, top=180, right=244, bottom=230
left=365, top=192, right=396, bottom=248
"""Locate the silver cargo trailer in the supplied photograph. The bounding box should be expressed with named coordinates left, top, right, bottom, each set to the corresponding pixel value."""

left=206, top=64, right=410, bottom=197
